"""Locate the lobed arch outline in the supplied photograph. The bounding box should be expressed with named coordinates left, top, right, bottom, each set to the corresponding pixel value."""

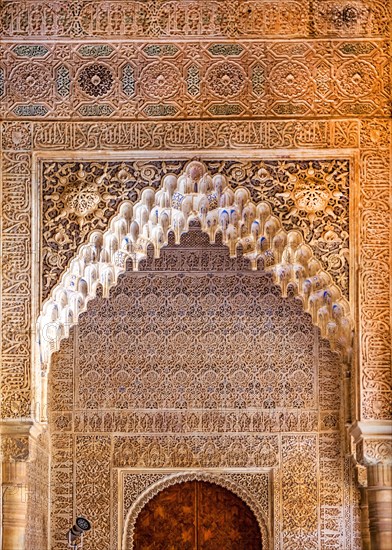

left=122, top=471, right=270, bottom=550
left=37, top=160, right=352, bottom=413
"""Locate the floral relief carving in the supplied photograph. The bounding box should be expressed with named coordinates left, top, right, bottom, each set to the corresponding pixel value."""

left=0, top=435, right=29, bottom=461
left=9, top=61, right=52, bottom=99
left=205, top=61, right=247, bottom=98
left=48, top=236, right=357, bottom=549
left=77, top=63, right=114, bottom=97
left=38, top=161, right=352, bottom=375
left=1, top=38, right=390, bottom=119
left=0, top=0, right=391, bottom=546
left=140, top=62, right=182, bottom=99
left=269, top=61, right=311, bottom=99
left=1, top=1, right=389, bottom=38
left=336, top=60, right=378, bottom=97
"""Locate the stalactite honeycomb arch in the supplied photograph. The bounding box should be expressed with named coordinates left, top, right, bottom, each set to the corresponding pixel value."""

left=38, top=160, right=352, bottom=386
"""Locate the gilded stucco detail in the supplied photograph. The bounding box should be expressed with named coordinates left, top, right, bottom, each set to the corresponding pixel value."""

left=0, top=0, right=391, bottom=546
left=0, top=144, right=32, bottom=418
left=38, top=161, right=352, bottom=371
left=48, top=235, right=357, bottom=550
left=1, top=118, right=389, bottom=421
left=358, top=120, right=392, bottom=421
left=1, top=1, right=390, bottom=38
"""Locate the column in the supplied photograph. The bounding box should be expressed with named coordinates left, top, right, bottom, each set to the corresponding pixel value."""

left=367, top=464, right=392, bottom=550
left=2, top=462, right=28, bottom=550
left=359, top=486, right=371, bottom=550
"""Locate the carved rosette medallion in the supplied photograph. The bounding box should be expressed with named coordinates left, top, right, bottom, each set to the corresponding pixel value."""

left=78, top=63, right=114, bottom=97
left=140, top=62, right=182, bottom=99
left=10, top=62, right=52, bottom=99
left=336, top=60, right=377, bottom=97
left=205, top=61, right=247, bottom=98
left=269, top=61, right=311, bottom=98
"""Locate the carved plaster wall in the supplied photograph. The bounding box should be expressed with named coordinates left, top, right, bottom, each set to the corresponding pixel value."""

left=37, top=160, right=352, bottom=377
left=49, top=229, right=360, bottom=550
left=0, top=0, right=391, bottom=547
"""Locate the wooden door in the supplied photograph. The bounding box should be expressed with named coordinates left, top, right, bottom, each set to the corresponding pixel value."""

left=133, top=481, right=262, bottom=550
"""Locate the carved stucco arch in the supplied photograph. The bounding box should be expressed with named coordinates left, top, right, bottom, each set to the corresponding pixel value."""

left=37, top=160, right=352, bottom=413
left=122, top=471, right=270, bottom=550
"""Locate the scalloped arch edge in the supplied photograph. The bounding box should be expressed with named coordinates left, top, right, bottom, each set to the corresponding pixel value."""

left=37, top=160, right=353, bottom=374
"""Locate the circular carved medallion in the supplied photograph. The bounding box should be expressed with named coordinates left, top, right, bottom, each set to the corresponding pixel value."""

left=269, top=61, right=310, bottom=98
left=140, top=62, right=181, bottom=99
left=10, top=62, right=52, bottom=99
left=293, top=176, right=330, bottom=214
left=64, top=182, right=101, bottom=219
left=336, top=60, right=377, bottom=97
left=205, top=61, right=246, bottom=98
left=78, top=63, right=114, bottom=97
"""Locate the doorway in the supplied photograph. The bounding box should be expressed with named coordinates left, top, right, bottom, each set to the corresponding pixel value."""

left=133, top=480, right=262, bottom=549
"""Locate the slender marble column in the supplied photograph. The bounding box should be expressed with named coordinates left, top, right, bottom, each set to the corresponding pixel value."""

left=2, top=462, right=28, bottom=550
left=367, top=464, right=392, bottom=550
left=359, top=486, right=371, bottom=550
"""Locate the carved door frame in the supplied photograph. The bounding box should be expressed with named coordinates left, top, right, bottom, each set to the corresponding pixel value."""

left=118, top=469, right=273, bottom=550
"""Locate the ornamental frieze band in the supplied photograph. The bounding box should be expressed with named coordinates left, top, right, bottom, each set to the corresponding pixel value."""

left=1, top=39, right=390, bottom=119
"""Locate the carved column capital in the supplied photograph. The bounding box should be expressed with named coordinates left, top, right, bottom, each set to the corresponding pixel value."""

left=349, top=421, right=392, bottom=467
left=0, top=420, right=46, bottom=462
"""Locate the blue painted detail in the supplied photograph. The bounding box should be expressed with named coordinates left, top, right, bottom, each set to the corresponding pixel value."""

left=78, top=104, right=114, bottom=117
left=143, top=104, right=178, bottom=117
left=13, top=104, right=49, bottom=117
left=122, top=64, right=135, bottom=97
left=77, top=44, right=114, bottom=58
left=56, top=65, right=71, bottom=97
left=12, top=45, right=49, bottom=57
left=186, top=65, right=200, bottom=97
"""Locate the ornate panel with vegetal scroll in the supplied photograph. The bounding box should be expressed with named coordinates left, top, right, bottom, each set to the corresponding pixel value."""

left=48, top=230, right=359, bottom=550
left=0, top=1, right=391, bottom=549
left=1, top=0, right=390, bottom=39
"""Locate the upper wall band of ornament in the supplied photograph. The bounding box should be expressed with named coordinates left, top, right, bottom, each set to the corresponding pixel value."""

left=38, top=160, right=352, bottom=371
left=0, top=118, right=390, bottom=422
left=2, top=119, right=364, bottom=151
left=1, top=39, right=390, bottom=120
left=1, top=0, right=390, bottom=39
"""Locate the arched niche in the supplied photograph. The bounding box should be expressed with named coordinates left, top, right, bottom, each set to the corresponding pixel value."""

left=37, top=160, right=352, bottom=418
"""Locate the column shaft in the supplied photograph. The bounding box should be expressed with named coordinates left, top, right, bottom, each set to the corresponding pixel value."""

left=2, top=462, right=28, bottom=550
left=359, top=486, right=371, bottom=550
left=367, top=464, right=392, bottom=550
